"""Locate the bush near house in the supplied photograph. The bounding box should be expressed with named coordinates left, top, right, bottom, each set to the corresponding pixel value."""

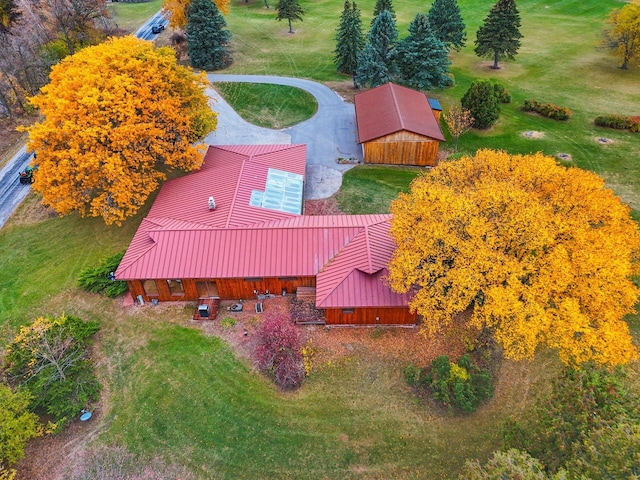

left=405, top=354, right=494, bottom=413
left=522, top=99, right=572, bottom=121
left=77, top=251, right=128, bottom=298
left=595, top=114, right=640, bottom=132
left=253, top=313, right=305, bottom=390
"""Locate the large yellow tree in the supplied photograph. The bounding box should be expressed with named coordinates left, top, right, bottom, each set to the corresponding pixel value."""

left=24, top=36, right=217, bottom=225
left=163, top=0, right=230, bottom=29
left=389, top=149, right=640, bottom=366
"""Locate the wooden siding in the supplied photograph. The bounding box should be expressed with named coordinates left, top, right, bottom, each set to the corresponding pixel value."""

left=363, top=130, right=440, bottom=166
left=432, top=110, right=441, bottom=122
left=128, top=277, right=316, bottom=302
left=325, top=307, right=417, bottom=325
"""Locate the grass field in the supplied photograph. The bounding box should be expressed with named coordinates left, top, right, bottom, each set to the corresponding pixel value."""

left=3, top=0, right=640, bottom=478
left=214, top=82, right=318, bottom=127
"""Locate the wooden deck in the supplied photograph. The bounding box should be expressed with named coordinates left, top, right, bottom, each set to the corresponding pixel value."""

left=193, top=297, right=220, bottom=320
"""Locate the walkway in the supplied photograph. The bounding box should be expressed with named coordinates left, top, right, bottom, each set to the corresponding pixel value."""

left=207, top=74, right=362, bottom=200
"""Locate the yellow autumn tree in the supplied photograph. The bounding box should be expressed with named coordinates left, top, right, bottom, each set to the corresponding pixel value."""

left=23, top=36, right=217, bottom=225
left=389, top=149, right=640, bottom=367
left=604, top=3, right=640, bottom=70
left=163, top=0, right=230, bottom=29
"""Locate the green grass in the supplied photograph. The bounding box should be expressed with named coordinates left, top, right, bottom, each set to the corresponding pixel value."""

left=336, top=165, right=422, bottom=214
left=214, top=82, right=318, bottom=128
left=100, top=317, right=557, bottom=479
left=108, top=0, right=163, bottom=32
left=2, top=0, right=639, bottom=477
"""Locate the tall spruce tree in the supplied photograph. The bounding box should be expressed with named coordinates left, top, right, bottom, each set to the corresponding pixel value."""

left=275, top=0, right=305, bottom=33
left=186, top=0, right=232, bottom=71
left=334, top=1, right=365, bottom=77
left=474, top=0, right=522, bottom=69
left=395, top=13, right=453, bottom=90
left=355, top=9, right=398, bottom=88
left=427, top=0, right=466, bottom=51
left=371, top=0, right=395, bottom=24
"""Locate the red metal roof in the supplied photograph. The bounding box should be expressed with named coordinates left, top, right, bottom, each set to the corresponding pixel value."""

left=354, top=82, right=445, bottom=143
left=116, top=145, right=411, bottom=310
left=315, top=221, right=411, bottom=308
left=147, top=144, right=306, bottom=228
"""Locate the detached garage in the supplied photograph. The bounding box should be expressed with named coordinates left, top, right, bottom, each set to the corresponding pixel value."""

left=354, top=82, right=445, bottom=167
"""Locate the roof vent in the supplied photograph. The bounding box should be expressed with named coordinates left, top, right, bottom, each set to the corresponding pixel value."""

left=208, top=196, right=216, bottom=211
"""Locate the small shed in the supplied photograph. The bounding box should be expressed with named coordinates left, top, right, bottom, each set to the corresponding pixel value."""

left=354, top=83, right=445, bottom=167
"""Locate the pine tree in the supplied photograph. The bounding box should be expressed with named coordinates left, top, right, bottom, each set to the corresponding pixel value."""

left=395, top=13, right=453, bottom=90
left=355, top=9, right=398, bottom=88
left=334, top=1, right=365, bottom=76
left=427, top=0, right=466, bottom=51
left=371, top=0, right=395, bottom=25
left=275, top=0, right=305, bottom=34
left=474, top=0, right=522, bottom=69
left=186, top=0, right=232, bottom=71
left=461, top=79, right=499, bottom=129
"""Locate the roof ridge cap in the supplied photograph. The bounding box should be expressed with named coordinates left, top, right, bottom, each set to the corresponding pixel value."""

left=364, top=224, right=373, bottom=273
left=225, top=157, right=248, bottom=228
left=389, top=84, right=405, bottom=131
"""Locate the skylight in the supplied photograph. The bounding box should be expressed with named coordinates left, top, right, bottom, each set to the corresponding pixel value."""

left=249, top=168, right=304, bottom=214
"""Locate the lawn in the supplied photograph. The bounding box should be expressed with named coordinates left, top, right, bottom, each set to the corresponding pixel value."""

left=3, top=0, right=640, bottom=478
left=107, top=0, right=164, bottom=32
left=214, top=82, right=318, bottom=128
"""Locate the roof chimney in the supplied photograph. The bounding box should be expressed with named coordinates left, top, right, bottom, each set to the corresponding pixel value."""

left=208, top=196, right=216, bottom=210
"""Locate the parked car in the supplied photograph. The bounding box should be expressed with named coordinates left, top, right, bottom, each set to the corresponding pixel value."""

left=151, top=24, right=165, bottom=34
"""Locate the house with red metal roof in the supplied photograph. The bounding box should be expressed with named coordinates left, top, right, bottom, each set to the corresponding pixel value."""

left=116, top=143, right=416, bottom=325
left=354, top=82, right=445, bottom=167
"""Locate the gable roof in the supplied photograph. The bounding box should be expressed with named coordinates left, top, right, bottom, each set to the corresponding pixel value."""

left=315, top=220, right=412, bottom=308
left=354, top=82, right=445, bottom=143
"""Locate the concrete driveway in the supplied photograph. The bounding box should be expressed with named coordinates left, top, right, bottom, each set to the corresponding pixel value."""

left=206, top=74, right=362, bottom=200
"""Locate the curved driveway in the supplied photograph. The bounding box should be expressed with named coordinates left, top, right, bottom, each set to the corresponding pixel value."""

left=206, top=74, right=362, bottom=200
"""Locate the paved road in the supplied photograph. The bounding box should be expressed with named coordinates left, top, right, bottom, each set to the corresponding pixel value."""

left=0, top=147, right=35, bottom=226
left=207, top=74, right=362, bottom=200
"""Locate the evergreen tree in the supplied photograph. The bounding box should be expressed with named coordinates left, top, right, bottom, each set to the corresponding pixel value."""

left=474, top=0, right=522, bottom=69
left=275, top=0, right=305, bottom=34
left=461, top=79, right=499, bottom=129
left=334, top=1, right=365, bottom=77
left=371, top=0, right=395, bottom=24
left=427, top=0, right=466, bottom=51
left=186, top=0, right=232, bottom=71
left=355, top=10, right=398, bottom=88
left=395, top=13, right=453, bottom=90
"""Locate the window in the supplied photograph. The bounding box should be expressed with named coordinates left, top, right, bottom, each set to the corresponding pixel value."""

left=342, top=308, right=355, bottom=314
left=143, top=280, right=159, bottom=297
left=167, top=279, right=184, bottom=296
left=278, top=277, right=297, bottom=281
left=244, top=277, right=264, bottom=282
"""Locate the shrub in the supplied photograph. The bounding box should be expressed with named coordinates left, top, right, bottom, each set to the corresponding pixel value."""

left=253, top=313, right=305, bottom=390
left=507, top=364, right=639, bottom=474
left=220, top=317, right=236, bottom=329
left=594, top=114, right=632, bottom=130
left=0, top=385, right=42, bottom=467
left=426, top=354, right=494, bottom=412
left=77, top=251, right=128, bottom=298
left=3, top=314, right=101, bottom=426
left=493, top=83, right=511, bottom=104
left=404, top=363, right=422, bottom=386
left=461, top=80, right=500, bottom=129
left=522, top=99, right=572, bottom=121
